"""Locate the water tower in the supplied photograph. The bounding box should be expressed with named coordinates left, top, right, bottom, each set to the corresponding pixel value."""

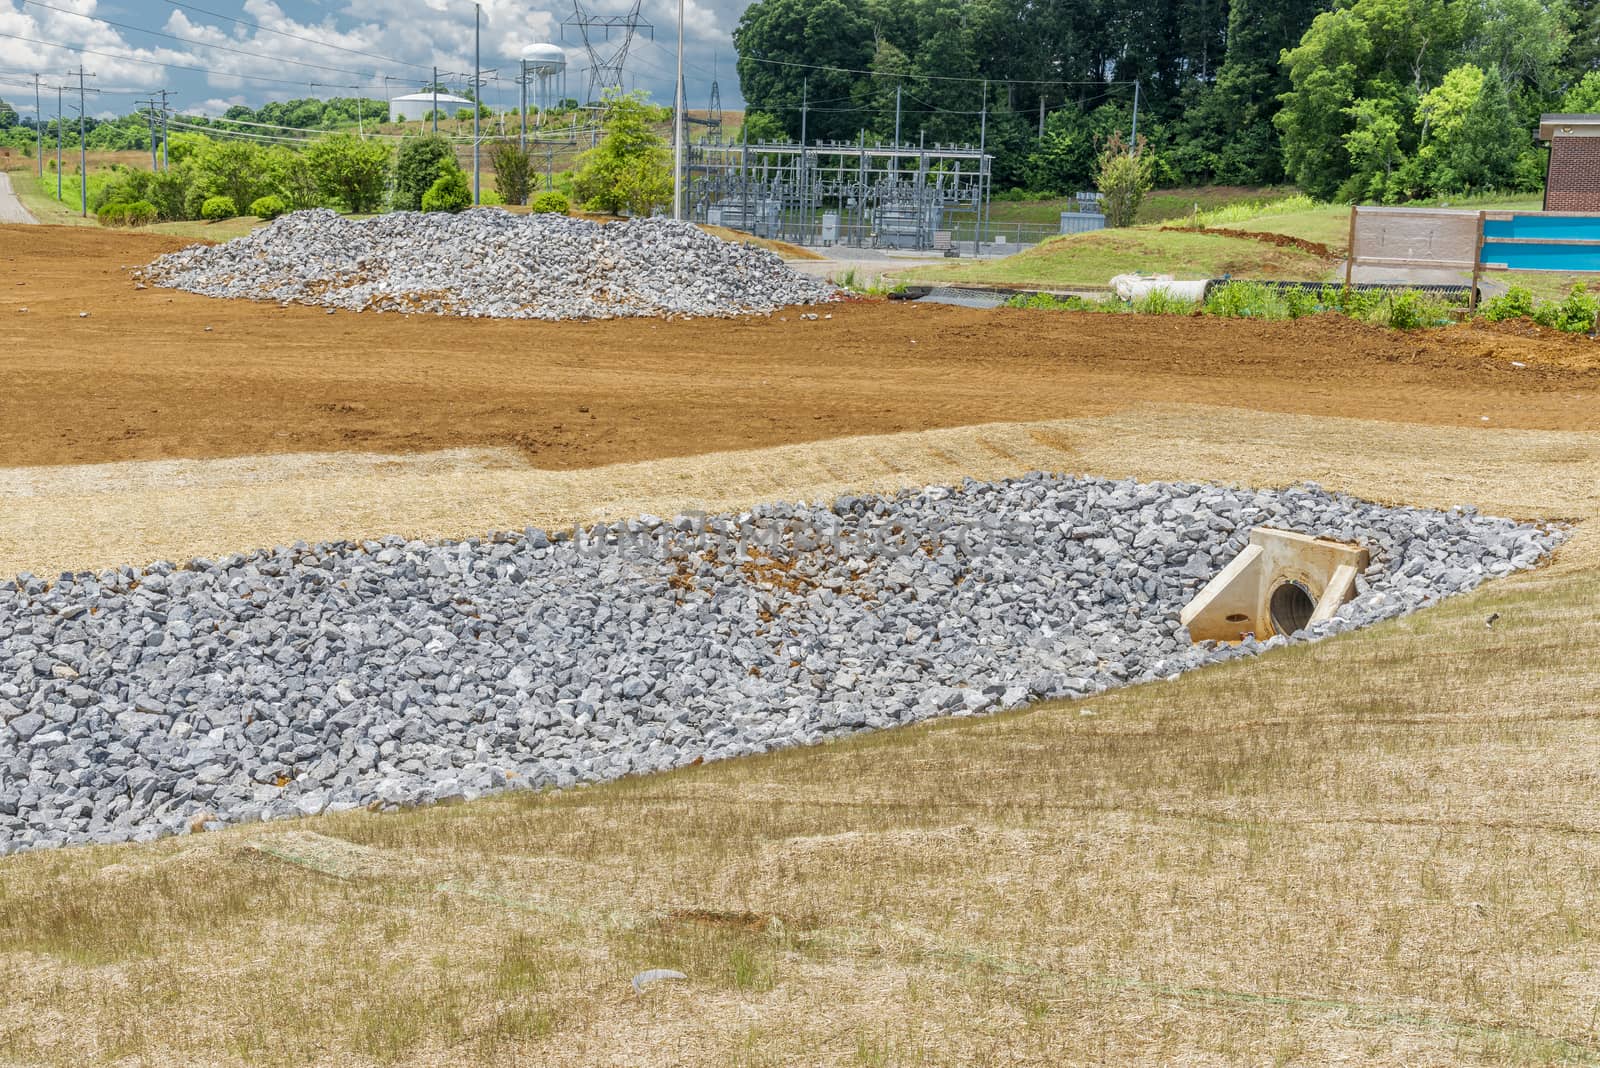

left=520, top=43, right=568, bottom=139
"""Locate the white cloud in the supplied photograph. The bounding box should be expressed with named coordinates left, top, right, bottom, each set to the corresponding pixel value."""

left=0, top=0, right=744, bottom=113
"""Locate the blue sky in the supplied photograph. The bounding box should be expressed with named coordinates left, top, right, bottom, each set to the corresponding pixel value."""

left=0, top=0, right=743, bottom=119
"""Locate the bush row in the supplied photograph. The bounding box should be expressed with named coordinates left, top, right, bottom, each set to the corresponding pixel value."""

left=91, top=133, right=572, bottom=228
left=1007, top=280, right=1600, bottom=333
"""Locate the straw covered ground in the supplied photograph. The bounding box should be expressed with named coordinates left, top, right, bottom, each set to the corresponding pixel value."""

left=4, top=221, right=1600, bottom=1065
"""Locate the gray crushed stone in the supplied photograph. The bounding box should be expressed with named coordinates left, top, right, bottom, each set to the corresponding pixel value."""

left=133, top=209, right=838, bottom=320
left=0, top=475, right=1562, bottom=854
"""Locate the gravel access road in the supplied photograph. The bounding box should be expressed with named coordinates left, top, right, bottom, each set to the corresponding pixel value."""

left=0, top=174, right=36, bottom=225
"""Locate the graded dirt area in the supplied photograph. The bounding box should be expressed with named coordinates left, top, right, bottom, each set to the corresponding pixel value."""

left=3, top=224, right=1600, bottom=472
left=8, top=222, right=1600, bottom=1067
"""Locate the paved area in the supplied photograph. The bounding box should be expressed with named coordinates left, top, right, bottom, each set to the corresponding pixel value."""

left=0, top=173, right=36, bottom=224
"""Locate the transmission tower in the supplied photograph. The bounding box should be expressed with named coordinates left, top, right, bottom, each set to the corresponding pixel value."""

left=706, top=60, right=723, bottom=136
left=562, top=0, right=652, bottom=106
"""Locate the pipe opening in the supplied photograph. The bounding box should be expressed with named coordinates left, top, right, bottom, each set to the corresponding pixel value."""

left=1269, top=581, right=1315, bottom=636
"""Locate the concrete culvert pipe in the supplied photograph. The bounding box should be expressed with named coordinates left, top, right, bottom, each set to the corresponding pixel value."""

left=1268, top=580, right=1316, bottom=636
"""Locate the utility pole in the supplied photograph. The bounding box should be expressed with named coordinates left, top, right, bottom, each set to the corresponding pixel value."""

left=892, top=83, right=902, bottom=181
left=1131, top=79, right=1140, bottom=146
left=519, top=59, right=528, bottom=151
left=142, top=97, right=158, bottom=169
left=158, top=88, right=169, bottom=171
left=798, top=78, right=807, bottom=241
left=433, top=65, right=439, bottom=135
left=671, top=0, right=684, bottom=220
left=1038, top=92, right=1045, bottom=138
left=74, top=66, right=92, bottom=218
left=54, top=84, right=62, bottom=202
left=978, top=79, right=989, bottom=253
left=33, top=74, right=42, bottom=178
left=473, top=3, right=481, bottom=206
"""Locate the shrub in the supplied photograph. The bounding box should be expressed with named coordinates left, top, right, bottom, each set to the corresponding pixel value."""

left=1203, top=280, right=1288, bottom=319
left=1283, top=287, right=1321, bottom=319
left=249, top=194, right=288, bottom=220
left=1095, top=130, right=1154, bottom=228
left=304, top=134, right=392, bottom=213
left=201, top=195, right=237, bottom=221
left=1478, top=285, right=1535, bottom=322
left=1386, top=291, right=1428, bottom=330
left=1003, top=292, right=1122, bottom=312
left=123, top=200, right=157, bottom=227
left=146, top=169, right=191, bottom=221
left=1132, top=289, right=1198, bottom=315
left=529, top=190, right=569, bottom=214
left=421, top=167, right=471, bottom=213
left=1318, top=284, right=1383, bottom=320
left=489, top=141, right=533, bottom=205
left=479, top=188, right=505, bottom=206
left=1531, top=283, right=1600, bottom=333
left=573, top=89, right=671, bottom=216
left=191, top=141, right=267, bottom=213
left=96, top=202, right=129, bottom=226
left=1383, top=290, right=1457, bottom=330
left=394, top=135, right=458, bottom=211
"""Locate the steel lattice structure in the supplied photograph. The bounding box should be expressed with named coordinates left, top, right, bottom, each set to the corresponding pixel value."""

left=561, top=0, right=653, bottom=105
left=685, top=135, right=993, bottom=252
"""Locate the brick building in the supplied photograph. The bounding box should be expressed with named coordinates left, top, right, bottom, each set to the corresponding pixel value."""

left=1540, top=114, right=1600, bottom=211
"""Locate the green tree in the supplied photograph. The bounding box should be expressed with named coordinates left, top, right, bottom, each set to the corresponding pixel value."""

left=261, top=147, right=321, bottom=210
left=191, top=140, right=268, bottom=212
left=421, top=166, right=472, bottom=212
left=305, top=134, right=392, bottom=213
left=738, top=110, right=786, bottom=143
left=489, top=141, right=534, bottom=205
left=1339, top=97, right=1406, bottom=201
left=1413, top=64, right=1521, bottom=192
left=1095, top=131, right=1154, bottom=227
left=733, top=0, right=874, bottom=141
left=572, top=90, right=672, bottom=216
left=394, top=135, right=458, bottom=211
left=1560, top=69, right=1600, bottom=111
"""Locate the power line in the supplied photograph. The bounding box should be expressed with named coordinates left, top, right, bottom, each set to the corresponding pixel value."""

left=17, top=0, right=410, bottom=83
left=159, top=0, right=434, bottom=74
left=0, top=27, right=360, bottom=89
left=740, top=52, right=1136, bottom=88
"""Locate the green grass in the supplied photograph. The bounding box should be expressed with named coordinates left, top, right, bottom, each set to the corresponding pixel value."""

left=899, top=188, right=1559, bottom=291
left=903, top=227, right=1332, bottom=288
left=974, top=185, right=1295, bottom=238
left=12, top=171, right=288, bottom=241
left=1233, top=193, right=1546, bottom=252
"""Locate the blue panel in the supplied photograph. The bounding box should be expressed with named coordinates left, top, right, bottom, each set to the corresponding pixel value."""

left=1482, top=214, right=1600, bottom=241
left=1480, top=241, right=1600, bottom=271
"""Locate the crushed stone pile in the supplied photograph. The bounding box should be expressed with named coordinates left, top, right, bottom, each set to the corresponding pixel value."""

left=0, top=475, right=1562, bottom=853
left=134, top=209, right=838, bottom=320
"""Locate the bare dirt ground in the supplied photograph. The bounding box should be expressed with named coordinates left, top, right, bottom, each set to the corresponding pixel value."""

left=6, top=223, right=1600, bottom=1066
left=4, top=225, right=1600, bottom=473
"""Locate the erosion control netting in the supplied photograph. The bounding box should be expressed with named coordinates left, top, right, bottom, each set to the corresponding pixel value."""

left=135, top=209, right=838, bottom=320
left=0, top=475, right=1562, bottom=852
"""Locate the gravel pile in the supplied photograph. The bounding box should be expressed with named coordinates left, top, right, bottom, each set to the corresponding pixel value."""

left=0, top=476, right=1561, bottom=853
left=135, top=209, right=837, bottom=320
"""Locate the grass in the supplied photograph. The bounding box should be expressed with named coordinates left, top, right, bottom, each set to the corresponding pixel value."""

left=898, top=190, right=1558, bottom=291
left=9, top=172, right=266, bottom=241
left=905, top=227, right=1332, bottom=288
left=1, top=465, right=1597, bottom=1063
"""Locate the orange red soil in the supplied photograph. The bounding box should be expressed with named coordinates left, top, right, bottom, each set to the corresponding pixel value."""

left=3, top=223, right=1599, bottom=470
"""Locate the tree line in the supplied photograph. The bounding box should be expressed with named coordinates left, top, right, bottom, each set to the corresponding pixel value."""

left=733, top=0, right=1600, bottom=200
left=76, top=92, right=674, bottom=227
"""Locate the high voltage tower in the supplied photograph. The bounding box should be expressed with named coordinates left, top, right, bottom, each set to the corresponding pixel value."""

left=561, top=0, right=651, bottom=106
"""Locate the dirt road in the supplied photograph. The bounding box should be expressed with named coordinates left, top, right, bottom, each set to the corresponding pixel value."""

left=0, top=174, right=35, bottom=225
left=4, top=224, right=1600, bottom=470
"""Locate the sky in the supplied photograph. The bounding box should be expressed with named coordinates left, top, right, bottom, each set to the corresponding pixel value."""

left=0, top=0, right=745, bottom=120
